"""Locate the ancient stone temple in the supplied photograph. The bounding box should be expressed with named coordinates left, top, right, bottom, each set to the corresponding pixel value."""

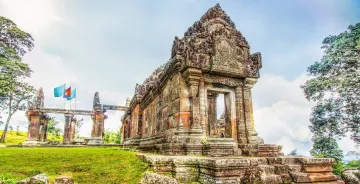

left=122, top=3, right=270, bottom=156
left=121, top=4, right=344, bottom=184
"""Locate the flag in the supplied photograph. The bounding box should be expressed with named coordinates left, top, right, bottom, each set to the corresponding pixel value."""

left=54, top=84, right=66, bottom=97
left=66, top=88, right=76, bottom=100
left=63, top=87, right=71, bottom=98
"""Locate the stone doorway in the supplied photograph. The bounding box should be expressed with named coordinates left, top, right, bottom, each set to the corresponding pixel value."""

left=206, top=88, right=236, bottom=140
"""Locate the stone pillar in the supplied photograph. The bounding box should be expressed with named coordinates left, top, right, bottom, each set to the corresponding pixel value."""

left=62, top=113, right=73, bottom=144
left=70, top=117, right=76, bottom=143
left=39, top=118, right=49, bottom=142
left=207, top=92, right=218, bottom=137
left=183, top=68, right=202, bottom=130
left=243, top=78, right=262, bottom=144
left=22, top=110, right=41, bottom=146
left=199, top=78, right=207, bottom=132
left=88, top=110, right=106, bottom=145
left=235, top=86, right=247, bottom=143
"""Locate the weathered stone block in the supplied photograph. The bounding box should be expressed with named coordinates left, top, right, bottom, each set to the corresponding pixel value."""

left=140, top=172, right=178, bottom=184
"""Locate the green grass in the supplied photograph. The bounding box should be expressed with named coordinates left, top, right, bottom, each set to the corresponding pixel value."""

left=0, top=130, right=62, bottom=145
left=0, top=148, right=148, bottom=184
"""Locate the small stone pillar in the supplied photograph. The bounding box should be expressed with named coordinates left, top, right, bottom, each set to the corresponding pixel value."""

left=62, top=113, right=73, bottom=144
left=22, top=110, right=41, bottom=146
left=88, top=110, right=106, bottom=145
left=207, top=92, right=218, bottom=136
left=235, top=86, right=247, bottom=143
left=243, top=78, right=262, bottom=144
left=70, top=117, right=77, bottom=143
left=39, top=117, right=49, bottom=142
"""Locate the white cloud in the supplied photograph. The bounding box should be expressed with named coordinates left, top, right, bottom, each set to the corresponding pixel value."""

left=253, top=73, right=357, bottom=158
left=0, top=0, right=62, bottom=38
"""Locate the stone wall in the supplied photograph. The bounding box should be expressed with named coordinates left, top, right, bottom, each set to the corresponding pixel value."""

left=138, top=153, right=344, bottom=184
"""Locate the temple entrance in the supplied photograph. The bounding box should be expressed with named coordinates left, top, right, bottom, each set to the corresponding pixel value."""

left=206, top=88, right=236, bottom=139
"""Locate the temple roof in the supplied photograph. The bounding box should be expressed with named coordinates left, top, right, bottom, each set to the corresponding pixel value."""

left=131, top=4, right=261, bottom=107
left=200, top=3, right=236, bottom=28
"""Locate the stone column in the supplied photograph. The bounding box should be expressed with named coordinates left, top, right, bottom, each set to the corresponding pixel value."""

left=62, top=113, right=73, bottom=144
left=39, top=118, right=49, bottom=142
left=22, top=110, right=41, bottom=146
left=88, top=110, right=106, bottom=145
left=183, top=68, right=202, bottom=130
left=207, top=92, right=218, bottom=136
left=70, top=117, right=77, bottom=143
left=244, top=78, right=261, bottom=144
left=199, top=78, right=207, bottom=132
left=235, top=86, right=247, bottom=144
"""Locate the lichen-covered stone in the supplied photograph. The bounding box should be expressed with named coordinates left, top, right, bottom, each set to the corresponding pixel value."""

left=139, top=154, right=343, bottom=184
left=342, top=168, right=360, bottom=184
left=139, top=172, right=178, bottom=184
left=17, top=174, right=48, bottom=184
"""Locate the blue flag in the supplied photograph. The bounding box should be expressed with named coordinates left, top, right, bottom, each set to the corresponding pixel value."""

left=66, top=88, right=76, bottom=100
left=54, top=84, right=66, bottom=97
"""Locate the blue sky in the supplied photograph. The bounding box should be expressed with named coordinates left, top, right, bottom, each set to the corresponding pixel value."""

left=0, top=0, right=359, bottom=157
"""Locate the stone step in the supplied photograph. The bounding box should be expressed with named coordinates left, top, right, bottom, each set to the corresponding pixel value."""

left=287, top=164, right=302, bottom=172
left=261, top=174, right=283, bottom=184
left=267, top=157, right=300, bottom=165
left=258, top=165, right=275, bottom=174
left=290, top=172, right=339, bottom=183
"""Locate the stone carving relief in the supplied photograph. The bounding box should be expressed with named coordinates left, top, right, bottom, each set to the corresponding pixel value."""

left=203, top=74, right=243, bottom=86
left=168, top=3, right=260, bottom=78
left=246, top=52, right=262, bottom=78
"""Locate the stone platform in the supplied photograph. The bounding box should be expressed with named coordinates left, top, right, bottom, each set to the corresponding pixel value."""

left=137, top=153, right=344, bottom=184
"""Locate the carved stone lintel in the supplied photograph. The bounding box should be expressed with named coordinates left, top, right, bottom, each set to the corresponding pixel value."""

left=204, top=74, right=243, bottom=86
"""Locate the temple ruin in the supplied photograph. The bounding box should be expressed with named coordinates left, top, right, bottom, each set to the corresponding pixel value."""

left=120, top=4, right=344, bottom=184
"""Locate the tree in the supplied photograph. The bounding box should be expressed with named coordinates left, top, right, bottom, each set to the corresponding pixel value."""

left=103, top=129, right=121, bottom=144
left=0, top=16, right=34, bottom=100
left=310, top=136, right=344, bottom=175
left=0, top=16, right=35, bottom=143
left=47, top=117, right=61, bottom=139
left=0, top=84, right=35, bottom=142
left=288, top=149, right=298, bottom=156
left=301, top=23, right=360, bottom=144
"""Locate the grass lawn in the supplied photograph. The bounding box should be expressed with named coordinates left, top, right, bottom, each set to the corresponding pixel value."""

left=0, top=130, right=62, bottom=146
left=0, top=147, right=148, bottom=184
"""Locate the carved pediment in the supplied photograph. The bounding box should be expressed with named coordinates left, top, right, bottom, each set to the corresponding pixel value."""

left=170, top=3, right=261, bottom=78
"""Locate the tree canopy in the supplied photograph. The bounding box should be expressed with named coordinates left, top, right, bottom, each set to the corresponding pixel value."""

left=301, top=23, right=360, bottom=144
left=0, top=16, right=34, bottom=102
left=0, top=16, right=35, bottom=142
